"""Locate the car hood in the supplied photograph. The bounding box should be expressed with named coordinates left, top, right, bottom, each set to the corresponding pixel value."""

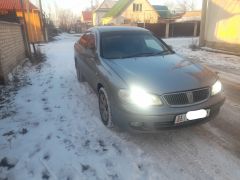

left=105, top=54, right=217, bottom=94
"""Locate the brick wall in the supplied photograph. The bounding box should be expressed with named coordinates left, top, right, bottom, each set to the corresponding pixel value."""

left=0, top=21, right=26, bottom=83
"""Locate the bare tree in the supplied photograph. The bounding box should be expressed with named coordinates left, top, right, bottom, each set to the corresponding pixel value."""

left=95, top=0, right=100, bottom=6
left=177, top=0, right=196, bottom=11
left=57, top=9, right=80, bottom=32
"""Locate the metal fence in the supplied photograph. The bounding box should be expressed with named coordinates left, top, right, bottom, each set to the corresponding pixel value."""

left=138, top=21, right=200, bottom=38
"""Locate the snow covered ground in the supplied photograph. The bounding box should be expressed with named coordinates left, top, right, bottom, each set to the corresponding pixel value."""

left=164, top=37, right=240, bottom=79
left=1, top=34, right=240, bottom=180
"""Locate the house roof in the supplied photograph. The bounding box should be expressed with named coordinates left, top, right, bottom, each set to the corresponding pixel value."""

left=153, top=5, right=177, bottom=19
left=182, top=11, right=201, bottom=18
left=176, top=11, right=202, bottom=22
left=104, top=0, right=133, bottom=18
left=95, top=0, right=117, bottom=12
left=0, top=0, right=38, bottom=11
left=82, top=11, right=92, bottom=22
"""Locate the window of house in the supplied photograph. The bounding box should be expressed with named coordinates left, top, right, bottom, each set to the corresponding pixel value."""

left=133, top=3, right=136, bottom=11
left=133, top=3, right=142, bottom=12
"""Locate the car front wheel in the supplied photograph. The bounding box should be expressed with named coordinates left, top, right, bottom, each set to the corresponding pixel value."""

left=98, top=87, right=114, bottom=128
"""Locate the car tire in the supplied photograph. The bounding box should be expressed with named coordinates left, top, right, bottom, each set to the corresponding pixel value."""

left=98, top=87, right=114, bottom=128
left=75, top=58, right=84, bottom=82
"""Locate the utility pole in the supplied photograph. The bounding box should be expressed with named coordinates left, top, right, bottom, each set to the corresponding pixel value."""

left=26, top=0, right=37, bottom=54
left=20, top=0, right=32, bottom=59
left=26, top=0, right=32, bottom=40
left=199, top=0, right=208, bottom=46
left=91, top=0, right=93, bottom=11
left=39, top=0, right=48, bottom=42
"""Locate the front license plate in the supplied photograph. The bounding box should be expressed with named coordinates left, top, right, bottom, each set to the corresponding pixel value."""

left=175, top=109, right=210, bottom=124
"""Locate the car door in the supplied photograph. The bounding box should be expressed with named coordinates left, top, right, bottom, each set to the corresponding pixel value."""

left=80, top=31, right=98, bottom=89
left=75, top=33, right=89, bottom=78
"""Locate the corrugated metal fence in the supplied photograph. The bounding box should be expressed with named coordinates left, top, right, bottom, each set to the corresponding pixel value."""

left=138, top=22, right=200, bottom=38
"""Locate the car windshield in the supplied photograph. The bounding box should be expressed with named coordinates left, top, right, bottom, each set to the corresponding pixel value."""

left=101, top=31, right=170, bottom=59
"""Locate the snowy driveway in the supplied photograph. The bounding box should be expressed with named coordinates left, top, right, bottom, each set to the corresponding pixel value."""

left=1, top=34, right=240, bottom=180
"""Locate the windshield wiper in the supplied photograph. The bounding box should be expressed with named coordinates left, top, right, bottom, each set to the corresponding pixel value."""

left=121, top=52, right=157, bottom=59
left=122, top=50, right=170, bottom=59
left=121, top=50, right=171, bottom=59
left=151, top=50, right=171, bottom=56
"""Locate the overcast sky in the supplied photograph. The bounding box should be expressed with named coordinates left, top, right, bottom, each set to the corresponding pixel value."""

left=31, top=0, right=203, bottom=16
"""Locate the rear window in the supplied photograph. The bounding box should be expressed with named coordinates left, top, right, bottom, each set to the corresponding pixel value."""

left=100, top=31, right=167, bottom=59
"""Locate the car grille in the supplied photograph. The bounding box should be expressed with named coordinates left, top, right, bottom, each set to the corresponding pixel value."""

left=163, top=88, right=210, bottom=106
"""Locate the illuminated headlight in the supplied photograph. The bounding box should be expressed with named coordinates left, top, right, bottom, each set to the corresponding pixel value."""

left=118, top=86, right=162, bottom=108
left=211, top=80, right=222, bottom=96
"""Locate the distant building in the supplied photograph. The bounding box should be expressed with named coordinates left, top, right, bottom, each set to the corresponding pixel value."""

left=102, top=0, right=160, bottom=25
left=93, top=0, right=117, bottom=26
left=200, top=0, right=240, bottom=55
left=0, top=0, right=45, bottom=43
left=81, top=11, right=93, bottom=25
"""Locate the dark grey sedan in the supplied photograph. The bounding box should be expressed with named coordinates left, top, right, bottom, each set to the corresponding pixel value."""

left=74, top=26, right=225, bottom=131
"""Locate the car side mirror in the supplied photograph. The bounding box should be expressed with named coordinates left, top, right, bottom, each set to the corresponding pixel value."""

left=168, top=45, right=173, bottom=50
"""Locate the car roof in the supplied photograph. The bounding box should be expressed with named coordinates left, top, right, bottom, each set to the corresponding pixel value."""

left=90, top=26, right=149, bottom=33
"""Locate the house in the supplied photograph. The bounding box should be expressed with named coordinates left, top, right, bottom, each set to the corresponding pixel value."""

left=93, top=0, right=117, bottom=26
left=200, top=0, right=240, bottom=55
left=0, top=0, right=45, bottom=43
left=81, top=11, right=93, bottom=25
left=102, top=0, right=160, bottom=25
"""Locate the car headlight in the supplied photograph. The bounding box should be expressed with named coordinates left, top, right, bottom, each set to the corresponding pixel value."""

left=211, top=80, right=222, bottom=96
left=118, top=86, right=162, bottom=108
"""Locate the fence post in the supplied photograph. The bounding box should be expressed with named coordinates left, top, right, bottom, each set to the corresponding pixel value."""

left=193, top=21, right=198, bottom=36
left=165, top=22, right=169, bottom=38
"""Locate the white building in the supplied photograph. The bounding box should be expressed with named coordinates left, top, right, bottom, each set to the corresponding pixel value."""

left=200, top=0, right=240, bottom=55
left=93, top=0, right=117, bottom=26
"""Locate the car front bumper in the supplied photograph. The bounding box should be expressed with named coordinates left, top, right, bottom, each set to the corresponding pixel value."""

left=111, top=93, right=225, bottom=132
